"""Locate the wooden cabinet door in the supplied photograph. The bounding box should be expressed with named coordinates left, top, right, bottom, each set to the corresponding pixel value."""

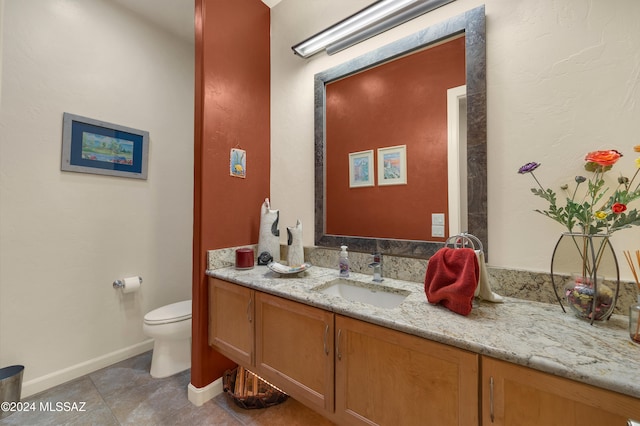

left=482, top=356, right=640, bottom=426
left=208, top=278, right=254, bottom=367
left=335, top=315, right=479, bottom=426
left=255, top=292, right=334, bottom=414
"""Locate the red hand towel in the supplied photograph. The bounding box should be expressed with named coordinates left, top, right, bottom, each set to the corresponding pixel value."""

left=424, top=247, right=479, bottom=316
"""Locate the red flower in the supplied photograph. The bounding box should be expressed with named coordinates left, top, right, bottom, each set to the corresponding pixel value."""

left=584, top=150, right=622, bottom=166
left=612, top=203, right=627, bottom=214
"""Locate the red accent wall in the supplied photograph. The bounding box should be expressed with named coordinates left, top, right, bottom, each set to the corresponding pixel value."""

left=325, top=37, right=465, bottom=241
left=192, top=0, right=270, bottom=388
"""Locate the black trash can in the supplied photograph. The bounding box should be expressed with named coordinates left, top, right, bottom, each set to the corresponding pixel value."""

left=0, top=365, right=24, bottom=419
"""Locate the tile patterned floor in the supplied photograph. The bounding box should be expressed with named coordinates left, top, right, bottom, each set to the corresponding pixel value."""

left=0, top=351, right=335, bottom=425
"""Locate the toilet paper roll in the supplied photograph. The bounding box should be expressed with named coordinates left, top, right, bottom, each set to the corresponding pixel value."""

left=121, top=276, right=141, bottom=294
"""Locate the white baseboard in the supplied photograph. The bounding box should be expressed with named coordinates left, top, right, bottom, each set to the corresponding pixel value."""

left=188, top=376, right=223, bottom=406
left=21, top=339, right=154, bottom=398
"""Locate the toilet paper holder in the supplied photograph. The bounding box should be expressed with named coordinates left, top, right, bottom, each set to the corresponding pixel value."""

left=113, top=276, right=143, bottom=289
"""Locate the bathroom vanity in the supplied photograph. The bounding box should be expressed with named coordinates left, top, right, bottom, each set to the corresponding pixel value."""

left=207, top=265, right=640, bottom=425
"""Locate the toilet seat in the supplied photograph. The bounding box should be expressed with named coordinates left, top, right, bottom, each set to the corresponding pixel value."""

left=144, top=300, right=191, bottom=325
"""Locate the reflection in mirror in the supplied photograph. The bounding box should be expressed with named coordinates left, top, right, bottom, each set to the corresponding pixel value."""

left=325, top=35, right=465, bottom=242
left=315, top=6, right=486, bottom=259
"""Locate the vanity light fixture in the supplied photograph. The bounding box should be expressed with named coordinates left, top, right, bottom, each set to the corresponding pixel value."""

left=291, top=0, right=456, bottom=58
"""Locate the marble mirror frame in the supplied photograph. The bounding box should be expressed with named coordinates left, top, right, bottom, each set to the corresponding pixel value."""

left=314, top=5, right=486, bottom=259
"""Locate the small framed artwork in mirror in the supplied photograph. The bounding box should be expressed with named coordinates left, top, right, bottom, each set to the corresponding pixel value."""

left=348, top=150, right=374, bottom=188
left=377, top=145, right=407, bottom=186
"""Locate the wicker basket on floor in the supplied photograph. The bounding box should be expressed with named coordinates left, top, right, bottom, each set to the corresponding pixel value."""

left=222, top=367, right=288, bottom=410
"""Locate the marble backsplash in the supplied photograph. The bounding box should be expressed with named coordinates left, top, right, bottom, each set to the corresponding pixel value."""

left=208, top=244, right=637, bottom=315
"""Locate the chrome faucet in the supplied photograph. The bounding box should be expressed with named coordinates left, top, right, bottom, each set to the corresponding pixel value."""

left=369, top=253, right=383, bottom=282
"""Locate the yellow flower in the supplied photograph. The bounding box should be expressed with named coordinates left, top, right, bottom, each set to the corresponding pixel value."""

left=595, top=211, right=608, bottom=220
left=636, top=157, right=640, bottom=168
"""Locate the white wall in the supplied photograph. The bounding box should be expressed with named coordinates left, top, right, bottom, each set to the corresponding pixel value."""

left=0, top=0, right=4, bottom=97
left=0, top=0, right=194, bottom=396
left=271, top=0, right=640, bottom=279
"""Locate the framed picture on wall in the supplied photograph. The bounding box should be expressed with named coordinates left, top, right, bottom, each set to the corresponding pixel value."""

left=230, top=148, right=246, bottom=178
left=378, top=145, right=407, bottom=186
left=61, top=112, right=149, bottom=179
left=348, top=150, right=374, bottom=188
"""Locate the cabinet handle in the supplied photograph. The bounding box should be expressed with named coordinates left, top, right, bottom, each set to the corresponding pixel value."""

left=490, top=376, right=495, bottom=423
left=323, top=324, right=329, bottom=355
left=336, top=329, right=342, bottom=360
left=246, top=296, right=252, bottom=323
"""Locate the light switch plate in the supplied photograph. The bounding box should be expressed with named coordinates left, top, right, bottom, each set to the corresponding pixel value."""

left=432, top=213, right=445, bottom=225
left=432, top=224, right=445, bottom=237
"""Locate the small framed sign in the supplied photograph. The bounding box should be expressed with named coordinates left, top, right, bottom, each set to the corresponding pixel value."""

left=61, top=113, right=149, bottom=179
left=230, top=148, right=246, bottom=178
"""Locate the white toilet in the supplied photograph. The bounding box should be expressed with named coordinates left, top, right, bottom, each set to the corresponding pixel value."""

left=143, top=300, right=192, bottom=378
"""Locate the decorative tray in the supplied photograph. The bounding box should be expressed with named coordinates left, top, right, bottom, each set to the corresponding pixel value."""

left=267, top=262, right=312, bottom=275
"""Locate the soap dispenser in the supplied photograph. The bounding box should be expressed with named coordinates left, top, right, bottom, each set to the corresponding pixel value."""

left=339, top=245, right=350, bottom=277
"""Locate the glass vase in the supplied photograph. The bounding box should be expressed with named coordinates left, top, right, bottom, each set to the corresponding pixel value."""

left=551, top=233, right=620, bottom=324
left=630, top=295, right=640, bottom=344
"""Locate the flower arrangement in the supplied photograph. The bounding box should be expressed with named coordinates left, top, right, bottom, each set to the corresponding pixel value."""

left=518, top=147, right=640, bottom=235
left=519, top=147, right=640, bottom=321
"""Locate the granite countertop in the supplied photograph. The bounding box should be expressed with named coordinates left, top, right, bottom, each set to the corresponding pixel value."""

left=206, top=264, right=640, bottom=399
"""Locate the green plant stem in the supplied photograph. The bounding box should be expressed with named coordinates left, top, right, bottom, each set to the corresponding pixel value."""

left=594, top=237, right=608, bottom=274
left=530, top=172, right=546, bottom=193
left=629, top=167, right=640, bottom=192
left=571, top=183, right=580, bottom=201
left=569, top=235, right=592, bottom=277
left=569, top=234, right=609, bottom=281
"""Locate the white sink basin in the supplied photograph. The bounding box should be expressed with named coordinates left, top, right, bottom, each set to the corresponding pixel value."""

left=313, top=279, right=410, bottom=309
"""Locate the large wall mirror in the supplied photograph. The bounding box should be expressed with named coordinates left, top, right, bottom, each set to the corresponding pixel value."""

left=314, top=5, right=486, bottom=259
